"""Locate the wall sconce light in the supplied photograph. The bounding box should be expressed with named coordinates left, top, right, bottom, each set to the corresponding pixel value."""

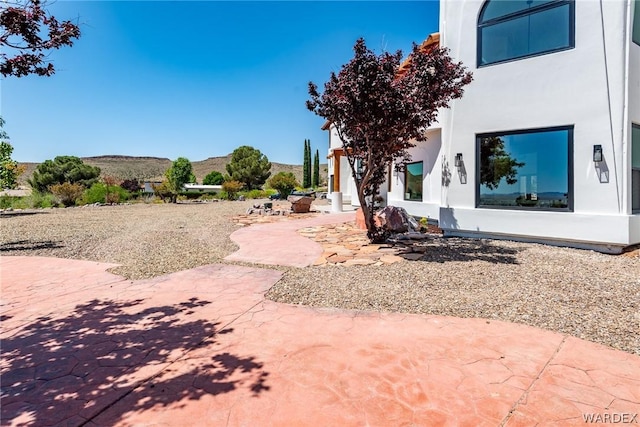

left=454, top=153, right=463, bottom=167
left=593, top=145, right=603, bottom=163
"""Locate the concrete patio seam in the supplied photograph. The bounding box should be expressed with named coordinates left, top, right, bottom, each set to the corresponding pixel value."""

left=499, top=334, right=569, bottom=426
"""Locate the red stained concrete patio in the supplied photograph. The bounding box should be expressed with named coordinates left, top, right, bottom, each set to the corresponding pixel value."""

left=1, top=213, right=639, bottom=426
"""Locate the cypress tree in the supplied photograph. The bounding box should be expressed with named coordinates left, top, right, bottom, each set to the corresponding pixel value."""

left=303, top=139, right=311, bottom=188
left=313, top=149, right=320, bottom=187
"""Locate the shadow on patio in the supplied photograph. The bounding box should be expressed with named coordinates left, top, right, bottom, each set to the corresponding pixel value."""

left=0, top=296, right=269, bottom=426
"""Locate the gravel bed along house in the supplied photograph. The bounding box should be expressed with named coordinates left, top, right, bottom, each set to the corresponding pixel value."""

left=1, top=202, right=638, bottom=356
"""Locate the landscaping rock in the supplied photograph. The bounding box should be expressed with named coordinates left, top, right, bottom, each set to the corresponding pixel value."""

left=376, top=206, right=420, bottom=233
left=288, top=195, right=313, bottom=213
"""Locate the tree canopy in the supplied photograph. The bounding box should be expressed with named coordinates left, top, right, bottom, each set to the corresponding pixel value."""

left=1, top=0, right=81, bottom=77
left=303, top=139, right=311, bottom=188
left=166, top=157, right=195, bottom=192
left=203, top=170, right=224, bottom=185
left=313, top=149, right=320, bottom=188
left=225, top=146, right=271, bottom=190
left=307, top=38, right=472, bottom=242
left=479, top=136, right=524, bottom=190
left=0, top=117, right=24, bottom=189
left=29, top=155, right=100, bottom=193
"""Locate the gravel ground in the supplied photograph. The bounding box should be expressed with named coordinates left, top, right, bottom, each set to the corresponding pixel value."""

left=2, top=202, right=639, bottom=355
left=0, top=201, right=258, bottom=279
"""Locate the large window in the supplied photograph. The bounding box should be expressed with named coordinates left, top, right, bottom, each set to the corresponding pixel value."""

left=633, top=124, right=640, bottom=212
left=634, top=0, right=640, bottom=46
left=477, top=126, right=573, bottom=210
left=478, top=0, right=574, bottom=66
left=404, top=162, right=423, bottom=201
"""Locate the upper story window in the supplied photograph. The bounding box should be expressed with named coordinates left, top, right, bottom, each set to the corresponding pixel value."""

left=478, top=0, right=575, bottom=66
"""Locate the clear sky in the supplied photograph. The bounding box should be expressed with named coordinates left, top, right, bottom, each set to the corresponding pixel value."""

left=1, top=1, right=440, bottom=165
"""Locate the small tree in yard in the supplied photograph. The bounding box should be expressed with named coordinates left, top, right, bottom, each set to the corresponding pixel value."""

left=302, top=139, right=311, bottom=188
left=268, top=172, right=298, bottom=199
left=307, top=38, right=472, bottom=242
left=164, top=157, right=194, bottom=202
left=29, top=156, right=100, bottom=193
left=225, top=146, right=271, bottom=190
left=313, top=149, right=320, bottom=188
left=0, top=118, right=25, bottom=189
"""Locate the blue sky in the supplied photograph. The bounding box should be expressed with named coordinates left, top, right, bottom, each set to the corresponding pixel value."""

left=1, top=1, right=439, bottom=164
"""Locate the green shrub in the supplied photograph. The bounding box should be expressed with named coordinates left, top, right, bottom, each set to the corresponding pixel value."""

left=50, top=182, right=84, bottom=207
left=178, top=191, right=204, bottom=200
left=0, top=196, right=20, bottom=209
left=242, top=189, right=268, bottom=199
left=152, top=181, right=175, bottom=203
left=0, top=192, right=59, bottom=209
left=80, top=183, right=130, bottom=205
left=27, top=191, right=58, bottom=208
left=199, top=193, right=218, bottom=200
left=268, top=172, right=298, bottom=198
left=221, top=180, right=243, bottom=200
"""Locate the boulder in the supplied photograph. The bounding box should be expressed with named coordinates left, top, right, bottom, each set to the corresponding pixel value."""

left=288, top=195, right=313, bottom=213
left=375, top=206, right=420, bottom=233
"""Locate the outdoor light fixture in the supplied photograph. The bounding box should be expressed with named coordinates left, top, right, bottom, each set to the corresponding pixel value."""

left=593, top=145, right=603, bottom=163
left=455, top=153, right=463, bottom=167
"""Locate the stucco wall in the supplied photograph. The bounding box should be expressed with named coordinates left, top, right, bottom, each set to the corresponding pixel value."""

left=438, top=0, right=637, bottom=247
left=388, top=129, right=443, bottom=219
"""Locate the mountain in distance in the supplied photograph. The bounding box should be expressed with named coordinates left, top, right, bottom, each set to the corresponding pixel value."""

left=19, top=154, right=328, bottom=186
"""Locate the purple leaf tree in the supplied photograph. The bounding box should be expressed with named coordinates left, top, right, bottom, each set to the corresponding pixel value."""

left=307, top=37, right=473, bottom=242
left=1, top=0, right=81, bottom=77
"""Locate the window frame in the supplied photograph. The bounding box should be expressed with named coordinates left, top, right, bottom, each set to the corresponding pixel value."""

left=477, top=0, right=575, bottom=67
left=634, top=0, right=640, bottom=46
left=632, top=123, right=640, bottom=213
left=475, top=125, right=574, bottom=212
left=404, top=161, right=424, bottom=202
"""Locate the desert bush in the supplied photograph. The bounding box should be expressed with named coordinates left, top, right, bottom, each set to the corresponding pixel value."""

left=152, top=181, right=175, bottom=203
left=268, top=172, right=298, bottom=198
left=221, top=180, right=243, bottom=200
left=80, top=183, right=130, bottom=205
left=0, top=196, right=23, bottom=209
left=0, top=192, right=58, bottom=209
left=242, top=189, right=268, bottom=199
left=120, top=179, right=140, bottom=193
left=50, top=182, right=84, bottom=207
left=27, top=191, right=58, bottom=208
left=199, top=193, right=218, bottom=200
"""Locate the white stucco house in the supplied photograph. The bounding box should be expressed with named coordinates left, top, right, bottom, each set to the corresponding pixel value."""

left=325, top=0, right=640, bottom=253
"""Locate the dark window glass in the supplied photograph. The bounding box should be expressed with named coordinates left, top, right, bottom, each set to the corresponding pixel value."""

left=480, top=0, right=555, bottom=21
left=477, top=127, right=572, bottom=210
left=404, top=162, right=423, bottom=201
left=478, top=1, right=573, bottom=66
left=634, top=0, right=640, bottom=46
left=632, top=124, right=640, bottom=212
